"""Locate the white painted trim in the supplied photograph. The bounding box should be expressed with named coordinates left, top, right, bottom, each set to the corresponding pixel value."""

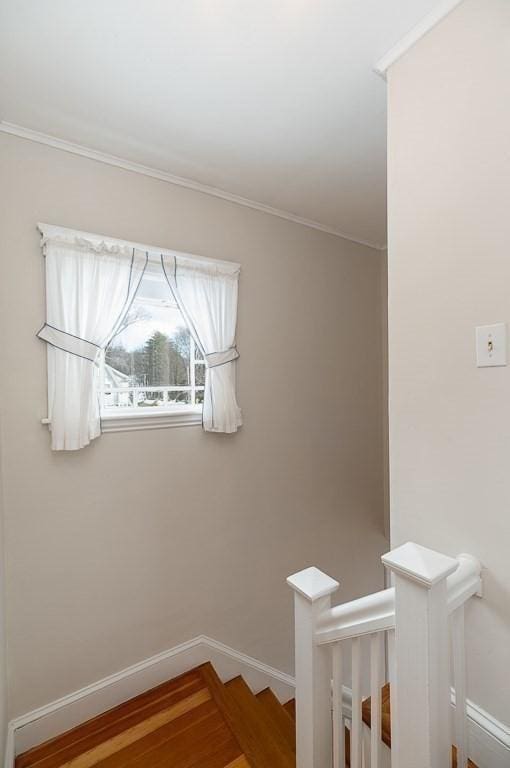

left=344, top=685, right=510, bottom=768
left=43, top=408, right=203, bottom=433
left=466, top=700, right=510, bottom=751
left=0, top=121, right=386, bottom=252
left=374, top=0, right=466, bottom=78
left=100, top=409, right=203, bottom=433
left=3, top=725, right=14, bottom=768
left=7, top=635, right=295, bottom=760
left=202, top=636, right=295, bottom=691
left=345, top=686, right=510, bottom=768
left=450, top=688, right=510, bottom=768
left=11, top=636, right=203, bottom=733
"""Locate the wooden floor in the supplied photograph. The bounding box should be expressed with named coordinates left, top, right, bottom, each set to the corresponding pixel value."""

left=15, top=663, right=296, bottom=768
left=16, top=667, right=477, bottom=768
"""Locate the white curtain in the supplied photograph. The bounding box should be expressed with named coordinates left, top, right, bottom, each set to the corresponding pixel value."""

left=38, top=235, right=147, bottom=450
left=161, top=253, right=242, bottom=433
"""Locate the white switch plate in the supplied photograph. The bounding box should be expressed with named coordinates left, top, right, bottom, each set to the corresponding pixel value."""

left=476, top=323, right=507, bottom=367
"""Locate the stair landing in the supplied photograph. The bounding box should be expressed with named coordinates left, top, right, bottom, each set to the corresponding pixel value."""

left=15, top=663, right=295, bottom=768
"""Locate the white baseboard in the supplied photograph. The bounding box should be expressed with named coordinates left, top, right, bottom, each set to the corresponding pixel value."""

left=344, top=686, right=509, bottom=768
left=453, top=692, right=510, bottom=768
left=6, top=635, right=295, bottom=763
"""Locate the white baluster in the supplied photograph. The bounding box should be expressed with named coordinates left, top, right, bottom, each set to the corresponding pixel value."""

left=370, top=633, right=382, bottom=768
left=287, top=567, right=340, bottom=768
left=351, top=636, right=362, bottom=768
left=451, top=606, right=468, bottom=768
left=363, top=728, right=372, bottom=768
left=382, top=543, right=458, bottom=768
left=387, top=626, right=397, bottom=765
left=333, top=643, right=345, bottom=768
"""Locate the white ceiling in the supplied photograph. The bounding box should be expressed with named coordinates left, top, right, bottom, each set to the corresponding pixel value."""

left=0, top=1, right=439, bottom=248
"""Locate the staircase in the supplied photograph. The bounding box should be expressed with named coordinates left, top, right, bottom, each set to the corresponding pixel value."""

left=15, top=662, right=296, bottom=768
left=13, top=661, right=480, bottom=768
left=14, top=541, right=483, bottom=768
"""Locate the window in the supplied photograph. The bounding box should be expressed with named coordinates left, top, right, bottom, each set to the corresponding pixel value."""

left=38, top=223, right=241, bottom=449
left=100, top=263, right=204, bottom=430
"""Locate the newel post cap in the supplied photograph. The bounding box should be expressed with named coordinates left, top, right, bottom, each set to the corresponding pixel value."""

left=382, top=542, right=458, bottom=588
left=287, top=567, right=340, bottom=601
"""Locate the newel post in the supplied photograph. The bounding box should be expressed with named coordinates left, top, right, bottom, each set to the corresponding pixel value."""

left=382, top=542, right=458, bottom=768
left=287, top=567, right=340, bottom=768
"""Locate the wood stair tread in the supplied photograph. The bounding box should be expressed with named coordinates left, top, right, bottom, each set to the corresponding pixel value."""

left=90, top=706, right=237, bottom=768
left=362, top=682, right=478, bottom=768
left=361, top=681, right=392, bottom=749
left=255, top=688, right=295, bottom=752
left=283, top=699, right=295, bottom=721
left=16, top=668, right=208, bottom=768
left=15, top=662, right=296, bottom=768
left=15, top=665, right=250, bottom=768
left=201, top=665, right=295, bottom=768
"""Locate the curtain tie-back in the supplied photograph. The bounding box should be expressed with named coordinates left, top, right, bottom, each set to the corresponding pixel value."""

left=204, top=346, right=239, bottom=369
left=37, top=324, right=101, bottom=363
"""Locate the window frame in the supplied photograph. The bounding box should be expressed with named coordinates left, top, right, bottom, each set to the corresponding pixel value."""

left=100, top=405, right=202, bottom=433
left=99, top=268, right=205, bottom=432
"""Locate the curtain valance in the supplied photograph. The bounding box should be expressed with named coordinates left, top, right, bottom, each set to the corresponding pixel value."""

left=39, top=223, right=240, bottom=274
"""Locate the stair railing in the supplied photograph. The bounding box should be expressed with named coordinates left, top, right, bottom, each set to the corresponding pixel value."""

left=287, top=542, right=482, bottom=768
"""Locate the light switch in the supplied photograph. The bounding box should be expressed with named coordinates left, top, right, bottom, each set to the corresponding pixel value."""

left=476, top=323, right=507, bottom=367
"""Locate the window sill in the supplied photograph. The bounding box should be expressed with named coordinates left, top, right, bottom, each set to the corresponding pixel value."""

left=42, top=407, right=203, bottom=434
left=100, top=406, right=203, bottom=432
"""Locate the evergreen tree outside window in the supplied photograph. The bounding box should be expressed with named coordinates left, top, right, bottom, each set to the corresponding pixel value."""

left=101, top=265, right=205, bottom=413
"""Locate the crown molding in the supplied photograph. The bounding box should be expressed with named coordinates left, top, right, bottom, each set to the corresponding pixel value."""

left=0, top=121, right=386, bottom=251
left=374, top=0, right=465, bottom=79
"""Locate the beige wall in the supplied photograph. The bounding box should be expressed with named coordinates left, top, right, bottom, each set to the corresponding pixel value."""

left=0, top=132, right=387, bottom=718
left=0, top=418, right=7, bottom=750
left=387, top=0, right=510, bottom=723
